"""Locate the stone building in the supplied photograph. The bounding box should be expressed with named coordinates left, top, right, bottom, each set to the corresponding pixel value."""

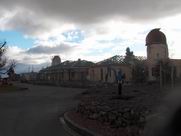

left=146, top=28, right=181, bottom=81
left=38, top=56, right=132, bottom=86
left=51, top=56, right=61, bottom=66
left=38, top=59, right=94, bottom=86
left=38, top=28, right=181, bottom=86
left=88, top=55, right=132, bottom=83
left=170, top=59, right=181, bottom=78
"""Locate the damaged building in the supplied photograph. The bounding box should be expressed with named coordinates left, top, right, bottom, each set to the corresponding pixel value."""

left=37, top=28, right=181, bottom=87
left=88, top=55, right=132, bottom=83
left=38, top=58, right=94, bottom=86
left=38, top=56, right=132, bottom=86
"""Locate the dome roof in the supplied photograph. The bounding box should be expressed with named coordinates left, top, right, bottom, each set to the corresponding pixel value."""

left=146, top=28, right=167, bottom=46
left=53, top=56, right=60, bottom=59
left=52, top=55, right=61, bottom=66
left=53, top=56, right=60, bottom=60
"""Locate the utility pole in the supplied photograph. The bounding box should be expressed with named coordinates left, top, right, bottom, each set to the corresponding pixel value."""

left=28, top=66, right=30, bottom=73
left=171, top=64, right=174, bottom=88
left=160, top=62, right=163, bottom=89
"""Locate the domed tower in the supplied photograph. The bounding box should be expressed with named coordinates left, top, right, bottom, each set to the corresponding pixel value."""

left=146, top=28, right=169, bottom=81
left=52, top=56, right=61, bottom=66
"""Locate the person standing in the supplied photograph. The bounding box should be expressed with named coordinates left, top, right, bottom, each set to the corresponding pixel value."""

left=117, top=70, right=124, bottom=96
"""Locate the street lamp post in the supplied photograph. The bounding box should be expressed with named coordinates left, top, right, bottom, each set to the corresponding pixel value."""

left=159, top=61, right=163, bottom=89
left=171, top=63, right=174, bottom=89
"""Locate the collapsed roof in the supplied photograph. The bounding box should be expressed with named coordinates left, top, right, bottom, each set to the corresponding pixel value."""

left=40, top=55, right=146, bottom=72
left=96, top=55, right=125, bottom=65
left=40, top=59, right=95, bottom=72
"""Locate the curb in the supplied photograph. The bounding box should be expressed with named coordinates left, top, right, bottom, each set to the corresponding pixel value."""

left=61, top=112, right=101, bottom=136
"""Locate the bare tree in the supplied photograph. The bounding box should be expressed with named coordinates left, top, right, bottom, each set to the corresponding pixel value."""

left=0, top=41, right=7, bottom=73
left=7, top=60, right=16, bottom=80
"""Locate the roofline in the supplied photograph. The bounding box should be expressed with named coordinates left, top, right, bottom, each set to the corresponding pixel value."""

left=90, top=63, right=130, bottom=68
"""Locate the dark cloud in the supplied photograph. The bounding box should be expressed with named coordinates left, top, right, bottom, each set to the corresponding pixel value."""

left=26, top=43, right=75, bottom=54
left=1, top=0, right=181, bottom=23
left=7, top=11, right=49, bottom=35
left=1, top=0, right=181, bottom=36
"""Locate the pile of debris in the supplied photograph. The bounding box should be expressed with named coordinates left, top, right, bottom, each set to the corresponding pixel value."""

left=76, top=97, right=150, bottom=129
left=75, top=84, right=165, bottom=130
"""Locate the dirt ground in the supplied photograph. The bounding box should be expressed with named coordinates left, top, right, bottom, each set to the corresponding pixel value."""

left=0, top=82, right=85, bottom=136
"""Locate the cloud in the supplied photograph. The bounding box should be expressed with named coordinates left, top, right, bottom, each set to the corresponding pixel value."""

left=4, top=43, right=78, bottom=65
left=4, top=46, right=50, bottom=65
left=1, top=0, right=181, bottom=74
left=1, top=0, right=181, bottom=37
left=3, top=0, right=181, bottom=22
left=26, top=43, right=75, bottom=54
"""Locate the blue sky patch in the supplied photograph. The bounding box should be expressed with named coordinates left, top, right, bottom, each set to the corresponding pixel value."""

left=62, top=29, right=85, bottom=43
left=0, top=30, right=34, bottom=49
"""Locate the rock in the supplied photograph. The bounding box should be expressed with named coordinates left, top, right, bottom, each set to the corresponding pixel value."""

left=88, top=113, right=99, bottom=120
left=108, top=112, right=117, bottom=122
left=123, top=111, right=131, bottom=120
left=114, top=116, right=123, bottom=127
left=102, top=106, right=112, bottom=112
left=113, top=117, right=128, bottom=128
left=139, top=116, right=146, bottom=124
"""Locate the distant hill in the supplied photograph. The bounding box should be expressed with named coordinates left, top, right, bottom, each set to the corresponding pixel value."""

left=15, top=62, right=50, bottom=74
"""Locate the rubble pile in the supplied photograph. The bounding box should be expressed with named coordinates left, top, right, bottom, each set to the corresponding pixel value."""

left=75, top=84, right=165, bottom=132
left=77, top=95, right=150, bottom=128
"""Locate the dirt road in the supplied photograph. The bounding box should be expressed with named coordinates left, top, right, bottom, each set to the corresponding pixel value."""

left=0, top=83, right=84, bottom=136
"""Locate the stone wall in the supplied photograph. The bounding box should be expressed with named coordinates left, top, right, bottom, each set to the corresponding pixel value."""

left=88, top=64, right=132, bottom=83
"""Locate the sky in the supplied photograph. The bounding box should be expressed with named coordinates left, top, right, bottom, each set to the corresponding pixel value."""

left=1, top=0, right=181, bottom=73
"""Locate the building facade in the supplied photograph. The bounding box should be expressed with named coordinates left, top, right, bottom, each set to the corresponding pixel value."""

left=146, top=28, right=169, bottom=81
left=88, top=55, right=132, bottom=83
left=38, top=56, right=132, bottom=86
left=146, top=28, right=181, bottom=81
left=38, top=59, right=93, bottom=86
left=88, top=64, right=132, bottom=83
left=37, top=28, right=181, bottom=86
left=51, top=56, right=61, bottom=66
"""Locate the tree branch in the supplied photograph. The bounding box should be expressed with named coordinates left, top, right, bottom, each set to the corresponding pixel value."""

left=0, top=41, right=6, bottom=50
